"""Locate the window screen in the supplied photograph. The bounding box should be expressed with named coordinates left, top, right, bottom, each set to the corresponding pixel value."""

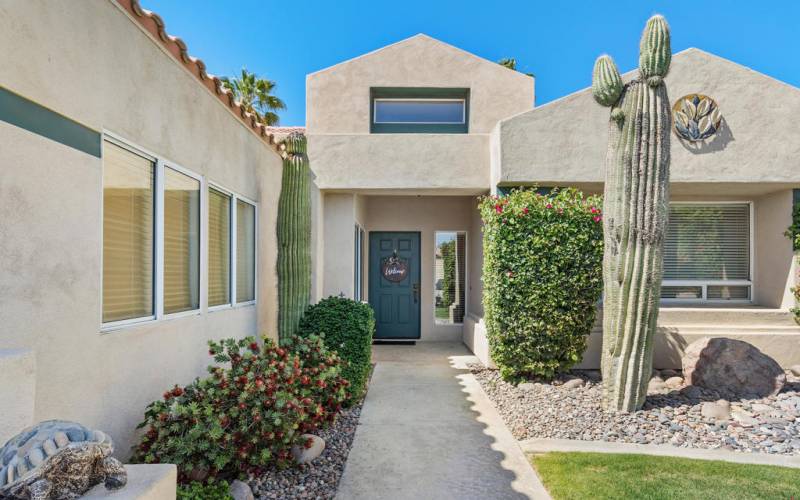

left=236, top=199, right=256, bottom=303
left=102, top=141, right=155, bottom=323
left=208, top=187, right=231, bottom=307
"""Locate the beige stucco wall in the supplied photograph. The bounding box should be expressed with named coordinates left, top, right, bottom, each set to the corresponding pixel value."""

left=309, top=134, right=490, bottom=191
left=496, top=48, right=800, bottom=186
left=318, top=195, right=478, bottom=341
left=306, top=34, right=533, bottom=192
left=307, top=34, right=533, bottom=135
left=0, top=0, right=282, bottom=455
left=754, top=190, right=795, bottom=308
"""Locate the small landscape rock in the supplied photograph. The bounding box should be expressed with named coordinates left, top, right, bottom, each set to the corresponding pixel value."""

left=229, top=480, right=254, bottom=500
left=563, top=379, right=585, bottom=389
left=664, top=376, right=684, bottom=389
left=291, top=434, right=325, bottom=464
left=701, top=400, right=731, bottom=421
left=789, top=365, right=800, bottom=377
left=518, top=383, right=538, bottom=391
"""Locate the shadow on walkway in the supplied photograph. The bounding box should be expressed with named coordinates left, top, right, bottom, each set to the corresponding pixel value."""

left=336, top=342, right=547, bottom=499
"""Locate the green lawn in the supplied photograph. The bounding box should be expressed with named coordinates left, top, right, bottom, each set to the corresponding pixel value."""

left=531, top=452, right=800, bottom=500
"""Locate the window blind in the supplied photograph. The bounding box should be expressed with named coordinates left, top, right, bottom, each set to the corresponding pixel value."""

left=208, top=188, right=231, bottom=307
left=163, top=168, right=200, bottom=314
left=236, top=200, right=256, bottom=302
left=102, top=141, right=154, bottom=323
left=662, top=203, right=751, bottom=301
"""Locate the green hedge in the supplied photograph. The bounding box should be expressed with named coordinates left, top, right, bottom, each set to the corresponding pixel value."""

left=299, top=296, right=375, bottom=403
left=479, top=188, right=604, bottom=381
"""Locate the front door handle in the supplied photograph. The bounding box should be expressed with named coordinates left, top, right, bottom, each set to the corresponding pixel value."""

left=412, top=283, right=419, bottom=304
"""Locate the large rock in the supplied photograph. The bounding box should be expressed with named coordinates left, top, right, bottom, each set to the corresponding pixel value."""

left=682, top=337, right=785, bottom=399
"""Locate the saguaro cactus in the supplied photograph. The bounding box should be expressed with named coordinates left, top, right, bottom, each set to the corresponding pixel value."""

left=592, top=15, right=672, bottom=412
left=277, top=132, right=312, bottom=342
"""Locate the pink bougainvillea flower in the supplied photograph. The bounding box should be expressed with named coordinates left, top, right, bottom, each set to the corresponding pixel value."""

left=593, top=215, right=602, bottom=223
left=546, top=203, right=553, bottom=209
left=507, top=271, right=514, bottom=278
left=495, top=204, right=503, bottom=214
left=522, top=207, right=529, bottom=215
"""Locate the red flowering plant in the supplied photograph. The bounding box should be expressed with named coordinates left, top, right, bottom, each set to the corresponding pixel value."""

left=479, top=187, right=604, bottom=381
left=131, top=335, right=348, bottom=483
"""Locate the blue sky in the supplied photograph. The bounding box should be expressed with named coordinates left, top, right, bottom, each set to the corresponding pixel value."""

left=143, top=0, right=799, bottom=126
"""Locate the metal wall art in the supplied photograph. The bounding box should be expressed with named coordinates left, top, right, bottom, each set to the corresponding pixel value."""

left=672, top=94, right=722, bottom=142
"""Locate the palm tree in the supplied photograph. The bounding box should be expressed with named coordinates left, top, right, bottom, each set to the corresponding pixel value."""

left=221, top=68, right=286, bottom=126
left=498, top=58, right=535, bottom=78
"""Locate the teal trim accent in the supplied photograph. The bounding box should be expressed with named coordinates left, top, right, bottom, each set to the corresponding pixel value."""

left=0, top=86, right=101, bottom=157
left=370, top=87, right=469, bottom=134
left=497, top=185, right=553, bottom=196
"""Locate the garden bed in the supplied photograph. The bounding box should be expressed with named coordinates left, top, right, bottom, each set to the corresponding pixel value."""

left=472, top=365, right=800, bottom=455
left=249, top=399, right=363, bottom=499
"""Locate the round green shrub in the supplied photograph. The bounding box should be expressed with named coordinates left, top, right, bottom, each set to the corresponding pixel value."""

left=177, top=480, right=232, bottom=500
left=131, top=335, right=348, bottom=482
left=299, top=296, right=375, bottom=404
left=479, top=188, right=604, bottom=382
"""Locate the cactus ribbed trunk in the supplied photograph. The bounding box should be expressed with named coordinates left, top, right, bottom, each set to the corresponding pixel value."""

left=277, top=133, right=311, bottom=343
left=593, top=15, right=672, bottom=412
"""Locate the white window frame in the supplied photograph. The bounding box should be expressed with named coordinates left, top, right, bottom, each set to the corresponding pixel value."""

left=433, top=230, right=468, bottom=325
left=99, top=134, right=158, bottom=330
left=206, top=182, right=258, bottom=310
left=159, top=161, right=204, bottom=320
left=372, top=98, right=466, bottom=125
left=661, top=201, right=754, bottom=304
left=100, top=131, right=257, bottom=333
left=354, top=223, right=364, bottom=302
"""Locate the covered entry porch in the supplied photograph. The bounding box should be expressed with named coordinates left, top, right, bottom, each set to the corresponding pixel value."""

left=312, top=192, right=485, bottom=342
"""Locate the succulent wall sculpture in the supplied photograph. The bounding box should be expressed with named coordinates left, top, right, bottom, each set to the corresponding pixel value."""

left=592, top=15, right=672, bottom=412
left=277, top=132, right=312, bottom=342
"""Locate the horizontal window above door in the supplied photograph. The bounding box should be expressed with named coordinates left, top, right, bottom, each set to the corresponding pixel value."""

left=370, top=88, right=469, bottom=134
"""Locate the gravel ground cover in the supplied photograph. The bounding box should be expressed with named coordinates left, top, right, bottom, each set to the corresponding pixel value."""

left=249, top=400, right=363, bottom=499
left=472, top=365, right=800, bottom=455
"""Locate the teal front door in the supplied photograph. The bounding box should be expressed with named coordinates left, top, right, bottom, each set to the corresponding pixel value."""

left=369, top=232, right=421, bottom=340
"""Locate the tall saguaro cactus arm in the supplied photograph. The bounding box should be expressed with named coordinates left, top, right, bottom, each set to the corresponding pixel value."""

left=593, top=15, right=672, bottom=412
left=277, top=132, right=312, bottom=342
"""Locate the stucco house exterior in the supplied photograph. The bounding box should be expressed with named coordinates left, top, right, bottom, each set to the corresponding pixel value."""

left=306, top=34, right=800, bottom=369
left=0, top=0, right=283, bottom=451
left=2, top=0, right=800, bottom=458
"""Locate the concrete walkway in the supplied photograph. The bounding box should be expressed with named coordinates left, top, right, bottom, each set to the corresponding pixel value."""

left=336, top=342, right=549, bottom=499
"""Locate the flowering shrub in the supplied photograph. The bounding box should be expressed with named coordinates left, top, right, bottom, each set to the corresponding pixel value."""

left=479, top=188, right=604, bottom=381
left=131, top=335, right=348, bottom=482
left=299, top=296, right=374, bottom=404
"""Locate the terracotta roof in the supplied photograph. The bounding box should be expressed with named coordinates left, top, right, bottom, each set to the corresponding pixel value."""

left=266, top=126, right=306, bottom=141
left=114, top=0, right=283, bottom=153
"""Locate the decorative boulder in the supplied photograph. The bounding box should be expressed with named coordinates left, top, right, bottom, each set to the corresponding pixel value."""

left=682, top=338, right=785, bottom=399
left=0, top=420, right=127, bottom=499
left=290, top=434, right=325, bottom=465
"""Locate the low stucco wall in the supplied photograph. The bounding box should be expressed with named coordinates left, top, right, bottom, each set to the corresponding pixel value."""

left=467, top=307, right=800, bottom=370
left=0, top=349, right=36, bottom=444
left=0, top=0, right=281, bottom=455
